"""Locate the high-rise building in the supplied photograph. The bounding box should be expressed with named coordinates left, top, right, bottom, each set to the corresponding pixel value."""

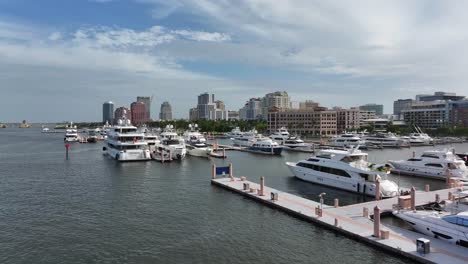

left=239, top=98, right=263, bottom=120
left=299, top=100, right=319, bottom=110
left=334, top=107, right=360, bottom=133
left=393, top=99, right=414, bottom=116
left=267, top=108, right=337, bottom=136
left=189, top=107, right=198, bottom=121
left=402, top=101, right=450, bottom=129
left=137, top=96, right=151, bottom=120
left=359, top=104, right=383, bottom=116
left=114, top=107, right=131, bottom=122
left=195, top=93, right=227, bottom=120
left=102, top=101, right=114, bottom=124
left=450, top=100, right=468, bottom=128
left=228, top=111, right=239, bottom=120
left=131, top=101, right=147, bottom=126
left=262, top=91, right=291, bottom=119
left=159, top=101, right=172, bottom=121
left=215, top=100, right=225, bottom=110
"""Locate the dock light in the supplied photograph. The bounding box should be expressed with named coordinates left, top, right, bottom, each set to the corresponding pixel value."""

left=319, top=193, right=326, bottom=210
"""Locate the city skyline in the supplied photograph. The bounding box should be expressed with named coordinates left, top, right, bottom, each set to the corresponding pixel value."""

left=2, top=1, right=468, bottom=122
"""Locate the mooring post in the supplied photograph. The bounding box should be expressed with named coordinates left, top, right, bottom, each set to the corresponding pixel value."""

left=259, top=176, right=265, bottom=196
left=334, top=198, right=339, bottom=208
left=212, top=164, right=216, bottom=179
left=425, top=184, right=430, bottom=192
left=229, top=163, right=234, bottom=181
left=373, top=206, right=381, bottom=238
left=334, top=218, right=339, bottom=227
left=363, top=207, right=369, bottom=218
left=169, top=149, right=173, bottom=161
left=435, top=194, right=440, bottom=203
left=411, top=187, right=416, bottom=211
left=446, top=168, right=451, bottom=188
left=448, top=192, right=453, bottom=200
left=375, top=179, right=381, bottom=201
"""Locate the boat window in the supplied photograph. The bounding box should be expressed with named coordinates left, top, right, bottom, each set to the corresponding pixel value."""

left=359, top=173, right=375, bottom=182
left=424, top=163, right=444, bottom=168
left=164, top=140, right=180, bottom=145
left=297, top=163, right=351, bottom=178
left=407, top=158, right=422, bottom=162
left=316, top=155, right=332, bottom=159
left=341, top=156, right=364, bottom=163
left=307, top=158, right=320, bottom=162
left=421, top=154, right=439, bottom=159
left=443, top=216, right=468, bottom=227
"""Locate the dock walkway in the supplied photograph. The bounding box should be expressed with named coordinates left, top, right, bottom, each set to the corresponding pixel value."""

left=212, top=177, right=467, bottom=264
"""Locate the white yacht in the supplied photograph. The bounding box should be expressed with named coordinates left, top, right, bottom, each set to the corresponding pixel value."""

left=269, top=127, right=290, bottom=142
left=103, top=119, right=151, bottom=161
left=64, top=123, right=79, bottom=142
left=247, top=137, right=283, bottom=155
left=281, top=137, right=314, bottom=152
left=364, top=132, right=409, bottom=148
left=408, top=126, right=434, bottom=145
left=159, top=125, right=186, bottom=160
left=393, top=210, right=468, bottom=247
left=183, top=124, right=213, bottom=158
left=232, top=129, right=260, bottom=146
left=286, top=148, right=399, bottom=198
left=388, top=150, right=468, bottom=180
left=226, top=127, right=243, bottom=138
left=330, top=133, right=366, bottom=148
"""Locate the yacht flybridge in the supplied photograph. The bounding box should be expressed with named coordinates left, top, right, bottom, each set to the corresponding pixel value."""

left=232, top=129, right=261, bottom=146
left=183, top=124, right=213, bottom=158
left=64, top=122, right=79, bottom=142
left=330, top=133, right=366, bottom=148
left=286, top=147, right=399, bottom=198
left=104, top=119, right=151, bottom=161
left=159, top=125, right=186, bottom=160
left=388, top=149, right=468, bottom=180
left=393, top=210, right=468, bottom=247
left=269, top=127, right=290, bottom=142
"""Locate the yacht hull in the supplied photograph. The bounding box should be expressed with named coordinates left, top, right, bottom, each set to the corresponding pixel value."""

left=247, top=146, right=283, bottom=155
left=106, top=148, right=151, bottom=161
left=187, top=147, right=212, bottom=157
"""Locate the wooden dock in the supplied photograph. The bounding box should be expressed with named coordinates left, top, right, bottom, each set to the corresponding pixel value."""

left=211, top=176, right=468, bottom=264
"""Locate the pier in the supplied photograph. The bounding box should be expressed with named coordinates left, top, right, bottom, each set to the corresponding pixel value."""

left=211, top=174, right=468, bottom=264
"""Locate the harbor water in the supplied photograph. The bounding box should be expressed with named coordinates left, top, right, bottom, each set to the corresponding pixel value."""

left=1, top=127, right=467, bottom=264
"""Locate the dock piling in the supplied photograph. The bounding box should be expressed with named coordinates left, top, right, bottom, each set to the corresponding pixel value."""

left=260, top=176, right=265, bottom=196
left=411, top=187, right=416, bottom=211
left=229, top=163, right=234, bottom=181
left=363, top=207, right=369, bottom=218
left=373, top=206, right=381, bottom=238
left=212, top=164, right=216, bottom=179
left=435, top=194, right=440, bottom=203
left=334, top=218, right=339, bottom=227
left=334, top=198, right=339, bottom=208
left=375, top=179, right=381, bottom=200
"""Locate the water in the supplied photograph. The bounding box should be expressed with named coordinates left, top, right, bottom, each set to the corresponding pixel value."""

left=1, top=127, right=467, bottom=264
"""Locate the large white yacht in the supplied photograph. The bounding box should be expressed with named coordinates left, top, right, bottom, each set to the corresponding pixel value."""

left=330, top=133, right=366, bottom=148
left=269, top=127, right=290, bottom=142
left=364, top=132, right=409, bottom=148
left=247, top=137, right=283, bottom=155
left=286, top=148, right=399, bottom=198
left=104, top=119, right=151, bottom=161
left=159, top=125, right=186, bottom=160
left=232, top=129, right=261, bottom=146
left=64, top=123, right=79, bottom=142
left=183, top=124, right=213, bottom=157
left=226, top=127, right=243, bottom=138
left=393, top=210, right=468, bottom=247
left=388, top=150, right=468, bottom=180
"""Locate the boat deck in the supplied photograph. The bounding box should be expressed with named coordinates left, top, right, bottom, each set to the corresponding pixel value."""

left=212, top=176, right=467, bottom=264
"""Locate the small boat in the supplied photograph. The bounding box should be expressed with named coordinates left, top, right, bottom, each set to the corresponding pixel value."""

left=286, top=147, right=399, bottom=197
left=184, top=124, right=213, bottom=158
left=64, top=122, right=79, bottom=142
left=103, top=119, right=151, bottom=161
left=388, top=149, right=468, bottom=180
left=41, top=126, right=50, bottom=133
left=393, top=210, right=468, bottom=247
left=19, top=120, right=30, bottom=128
left=281, top=137, right=314, bottom=152
left=0, top=123, right=7, bottom=128
left=87, top=131, right=98, bottom=143
left=158, top=125, right=186, bottom=160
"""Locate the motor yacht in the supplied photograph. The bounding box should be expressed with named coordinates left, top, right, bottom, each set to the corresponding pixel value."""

left=408, top=133, right=434, bottom=145
left=286, top=147, right=399, bottom=197
left=184, top=124, right=213, bottom=157
left=64, top=123, right=79, bottom=142
left=103, top=119, right=151, bottom=161
left=281, top=137, right=314, bottom=152
left=232, top=129, right=260, bottom=146
left=393, top=210, right=468, bottom=247
left=364, top=132, right=409, bottom=148
left=269, top=127, right=290, bottom=142
left=87, top=131, right=98, bottom=143
left=226, top=127, right=243, bottom=139
left=159, top=125, right=186, bottom=160
left=330, top=133, right=366, bottom=148
left=247, top=137, right=283, bottom=155
left=388, top=149, right=468, bottom=180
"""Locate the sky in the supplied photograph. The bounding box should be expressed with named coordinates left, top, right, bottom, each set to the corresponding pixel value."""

left=1, top=0, right=468, bottom=122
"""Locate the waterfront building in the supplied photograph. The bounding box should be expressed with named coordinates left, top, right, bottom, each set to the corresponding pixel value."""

left=137, top=96, right=151, bottom=120
left=239, top=98, right=263, bottom=120
left=195, top=93, right=227, bottom=120
left=299, top=100, right=319, bottom=111
left=215, top=100, right=225, bottom=110
left=262, top=91, right=291, bottom=119
left=334, top=107, right=361, bottom=133
left=131, top=101, right=147, bottom=126
left=114, top=107, right=131, bottom=122
left=267, top=108, right=337, bottom=136
left=159, top=101, right=172, bottom=121
left=359, top=110, right=376, bottom=127
left=416, top=91, right=465, bottom=102
left=228, top=110, right=239, bottom=120
left=102, top=101, right=114, bottom=124
left=393, top=99, right=414, bottom=116
left=401, top=100, right=449, bottom=129
left=359, top=104, right=383, bottom=116
left=450, top=100, right=468, bottom=128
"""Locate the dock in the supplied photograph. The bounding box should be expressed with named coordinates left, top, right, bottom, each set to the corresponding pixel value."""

left=211, top=176, right=468, bottom=264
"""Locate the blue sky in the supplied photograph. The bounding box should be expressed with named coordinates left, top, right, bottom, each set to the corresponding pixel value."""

left=1, top=0, right=467, bottom=122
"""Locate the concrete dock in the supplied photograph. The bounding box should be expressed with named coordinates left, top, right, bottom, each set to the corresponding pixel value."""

left=212, top=176, right=468, bottom=264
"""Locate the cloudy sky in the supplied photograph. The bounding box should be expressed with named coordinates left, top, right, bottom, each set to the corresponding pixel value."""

left=1, top=0, right=468, bottom=122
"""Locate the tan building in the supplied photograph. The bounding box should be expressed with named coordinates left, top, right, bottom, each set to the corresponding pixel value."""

left=299, top=100, right=319, bottom=110
left=334, top=107, right=360, bottom=133
left=267, top=108, right=337, bottom=136
left=359, top=110, right=376, bottom=126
